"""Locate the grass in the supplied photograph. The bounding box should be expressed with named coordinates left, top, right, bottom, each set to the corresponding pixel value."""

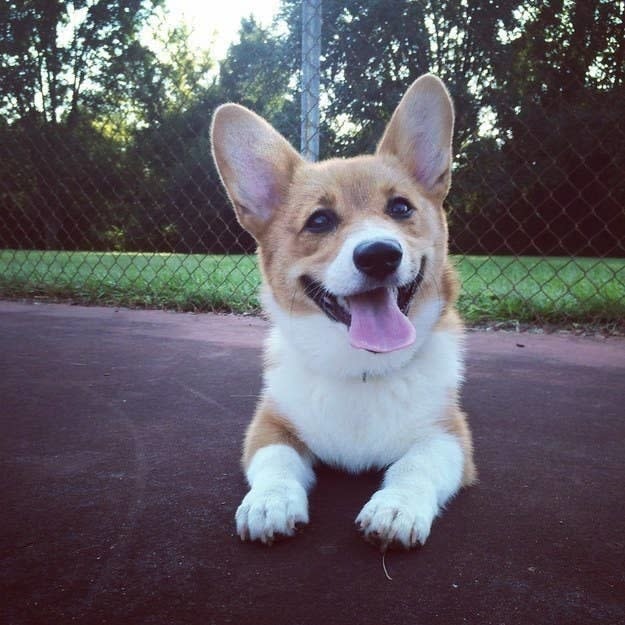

left=455, top=255, right=625, bottom=328
left=1, top=249, right=624, bottom=329
left=0, top=250, right=260, bottom=312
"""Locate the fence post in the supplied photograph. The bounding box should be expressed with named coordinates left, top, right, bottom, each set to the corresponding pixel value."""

left=300, top=0, right=322, bottom=161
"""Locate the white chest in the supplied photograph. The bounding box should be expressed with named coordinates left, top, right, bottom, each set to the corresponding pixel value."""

left=264, top=329, right=463, bottom=472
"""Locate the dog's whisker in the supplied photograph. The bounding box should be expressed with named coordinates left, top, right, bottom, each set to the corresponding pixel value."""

left=289, top=285, right=299, bottom=317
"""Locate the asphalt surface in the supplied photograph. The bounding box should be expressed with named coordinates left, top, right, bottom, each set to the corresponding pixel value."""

left=1, top=301, right=624, bottom=625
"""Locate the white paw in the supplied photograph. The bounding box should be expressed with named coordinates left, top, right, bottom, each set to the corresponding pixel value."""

left=235, top=479, right=309, bottom=544
left=356, top=488, right=437, bottom=550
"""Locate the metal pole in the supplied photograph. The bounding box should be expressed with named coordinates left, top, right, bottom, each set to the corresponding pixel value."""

left=300, top=0, right=322, bottom=161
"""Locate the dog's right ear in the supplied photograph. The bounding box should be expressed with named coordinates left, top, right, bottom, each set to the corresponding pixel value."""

left=211, top=104, right=303, bottom=240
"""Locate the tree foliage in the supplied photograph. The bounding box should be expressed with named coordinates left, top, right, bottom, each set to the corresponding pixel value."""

left=0, top=0, right=623, bottom=256
left=280, top=0, right=516, bottom=156
left=459, top=0, right=625, bottom=255
left=0, top=0, right=222, bottom=250
left=0, top=0, right=165, bottom=123
left=219, top=17, right=295, bottom=134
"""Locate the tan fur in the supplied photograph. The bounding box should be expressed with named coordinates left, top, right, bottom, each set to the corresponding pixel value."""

left=255, top=154, right=452, bottom=318
left=433, top=261, right=464, bottom=332
left=243, top=398, right=311, bottom=468
left=440, top=399, right=477, bottom=486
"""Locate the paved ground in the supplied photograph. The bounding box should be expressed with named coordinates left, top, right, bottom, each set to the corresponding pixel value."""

left=1, top=301, right=624, bottom=625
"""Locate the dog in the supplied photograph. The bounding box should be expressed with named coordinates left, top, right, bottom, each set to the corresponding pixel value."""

left=210, top=74, right=476, bottom=550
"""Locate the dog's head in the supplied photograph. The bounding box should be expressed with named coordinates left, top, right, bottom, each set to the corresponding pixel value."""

left=211, top=74, right=459, bottom=376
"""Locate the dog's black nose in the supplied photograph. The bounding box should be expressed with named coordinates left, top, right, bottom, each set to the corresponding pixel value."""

left=353, top=239, right=403, bottom=279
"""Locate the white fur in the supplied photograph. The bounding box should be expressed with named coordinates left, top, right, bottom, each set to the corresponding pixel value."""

left=263, top=288, right=447, bottom=379
left=356, top=432, right=464, bottom=547
left=263, top=311, right=463, bottom=472
left=324, top=220, right=417, bottom=295
left=248, top=292, right=466, bottom=547
left=236, top=444, right=315, bottom=543
left=239, top=279, right=464, bottom=547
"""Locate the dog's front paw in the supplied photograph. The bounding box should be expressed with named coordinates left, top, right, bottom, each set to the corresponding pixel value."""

left=356, top=488, right=437, bottom=550
left=236, top=479, right=309, bottom=545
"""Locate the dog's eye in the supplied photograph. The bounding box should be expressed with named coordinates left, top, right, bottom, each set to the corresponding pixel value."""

left=387, top=197, right=414, bottom=220
left=303, top=209, right=338, bottom=234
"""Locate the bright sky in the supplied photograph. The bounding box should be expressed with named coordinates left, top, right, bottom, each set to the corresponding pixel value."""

left=165, top=0, right=282, bottom=60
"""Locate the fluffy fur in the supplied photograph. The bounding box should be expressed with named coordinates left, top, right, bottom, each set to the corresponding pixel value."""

left=211, top=74, right=476, bottom=550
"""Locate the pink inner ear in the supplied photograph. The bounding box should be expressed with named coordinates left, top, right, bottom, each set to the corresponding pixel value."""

left=231, top=150, right=281, bottom=222
left=414, top=145, right=446, bottom=189
left=406, top=121, right=449, bottom=190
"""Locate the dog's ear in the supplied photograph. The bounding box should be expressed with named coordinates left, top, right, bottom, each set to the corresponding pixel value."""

left=377, top=74, right=454, bottom=199
left=211, top=104, right=302, bottom=239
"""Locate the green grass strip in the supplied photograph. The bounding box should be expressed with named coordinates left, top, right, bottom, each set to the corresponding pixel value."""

left=1, top=250, right=624, bottom=328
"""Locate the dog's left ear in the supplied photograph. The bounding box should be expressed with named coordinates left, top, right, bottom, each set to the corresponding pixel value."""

left=377, top=74, right=454, bottom=199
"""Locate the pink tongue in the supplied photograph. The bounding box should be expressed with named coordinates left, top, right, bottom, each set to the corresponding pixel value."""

left=347, top=288, right=416, bottom=353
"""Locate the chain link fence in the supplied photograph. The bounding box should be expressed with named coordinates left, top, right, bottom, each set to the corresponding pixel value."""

left=1, top=0, right=624, bottom=329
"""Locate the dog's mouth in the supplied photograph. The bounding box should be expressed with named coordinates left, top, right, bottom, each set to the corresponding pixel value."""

left=300, top=257, right=426, bottom=354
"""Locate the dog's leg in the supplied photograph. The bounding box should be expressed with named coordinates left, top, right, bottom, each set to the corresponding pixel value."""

left=356, top=424, right=469, bottom=550
left=235, top=400, right=314, bottom=544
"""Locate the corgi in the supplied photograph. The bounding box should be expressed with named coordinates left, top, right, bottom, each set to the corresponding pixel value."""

left=210, top=74, right=476, bottom=550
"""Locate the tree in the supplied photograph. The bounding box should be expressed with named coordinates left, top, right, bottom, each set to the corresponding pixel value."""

left=101, top=20, right=214, bottom=129
left=279, top=0, right=515, bottom=157
left=121, top=16, right=298, bottom=255
left=219, top=16, right=298, bottom=143
left=158, top=15, right=301, bottom=254
left=471, top=0, right=625, bottom=256
left=0, top=0, right=167, bottom=249
left=0, top=0, right=163, bottom=123
left=0, top=0, right=224, bottom=252
left=275, top=0, right=625, bottom=256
